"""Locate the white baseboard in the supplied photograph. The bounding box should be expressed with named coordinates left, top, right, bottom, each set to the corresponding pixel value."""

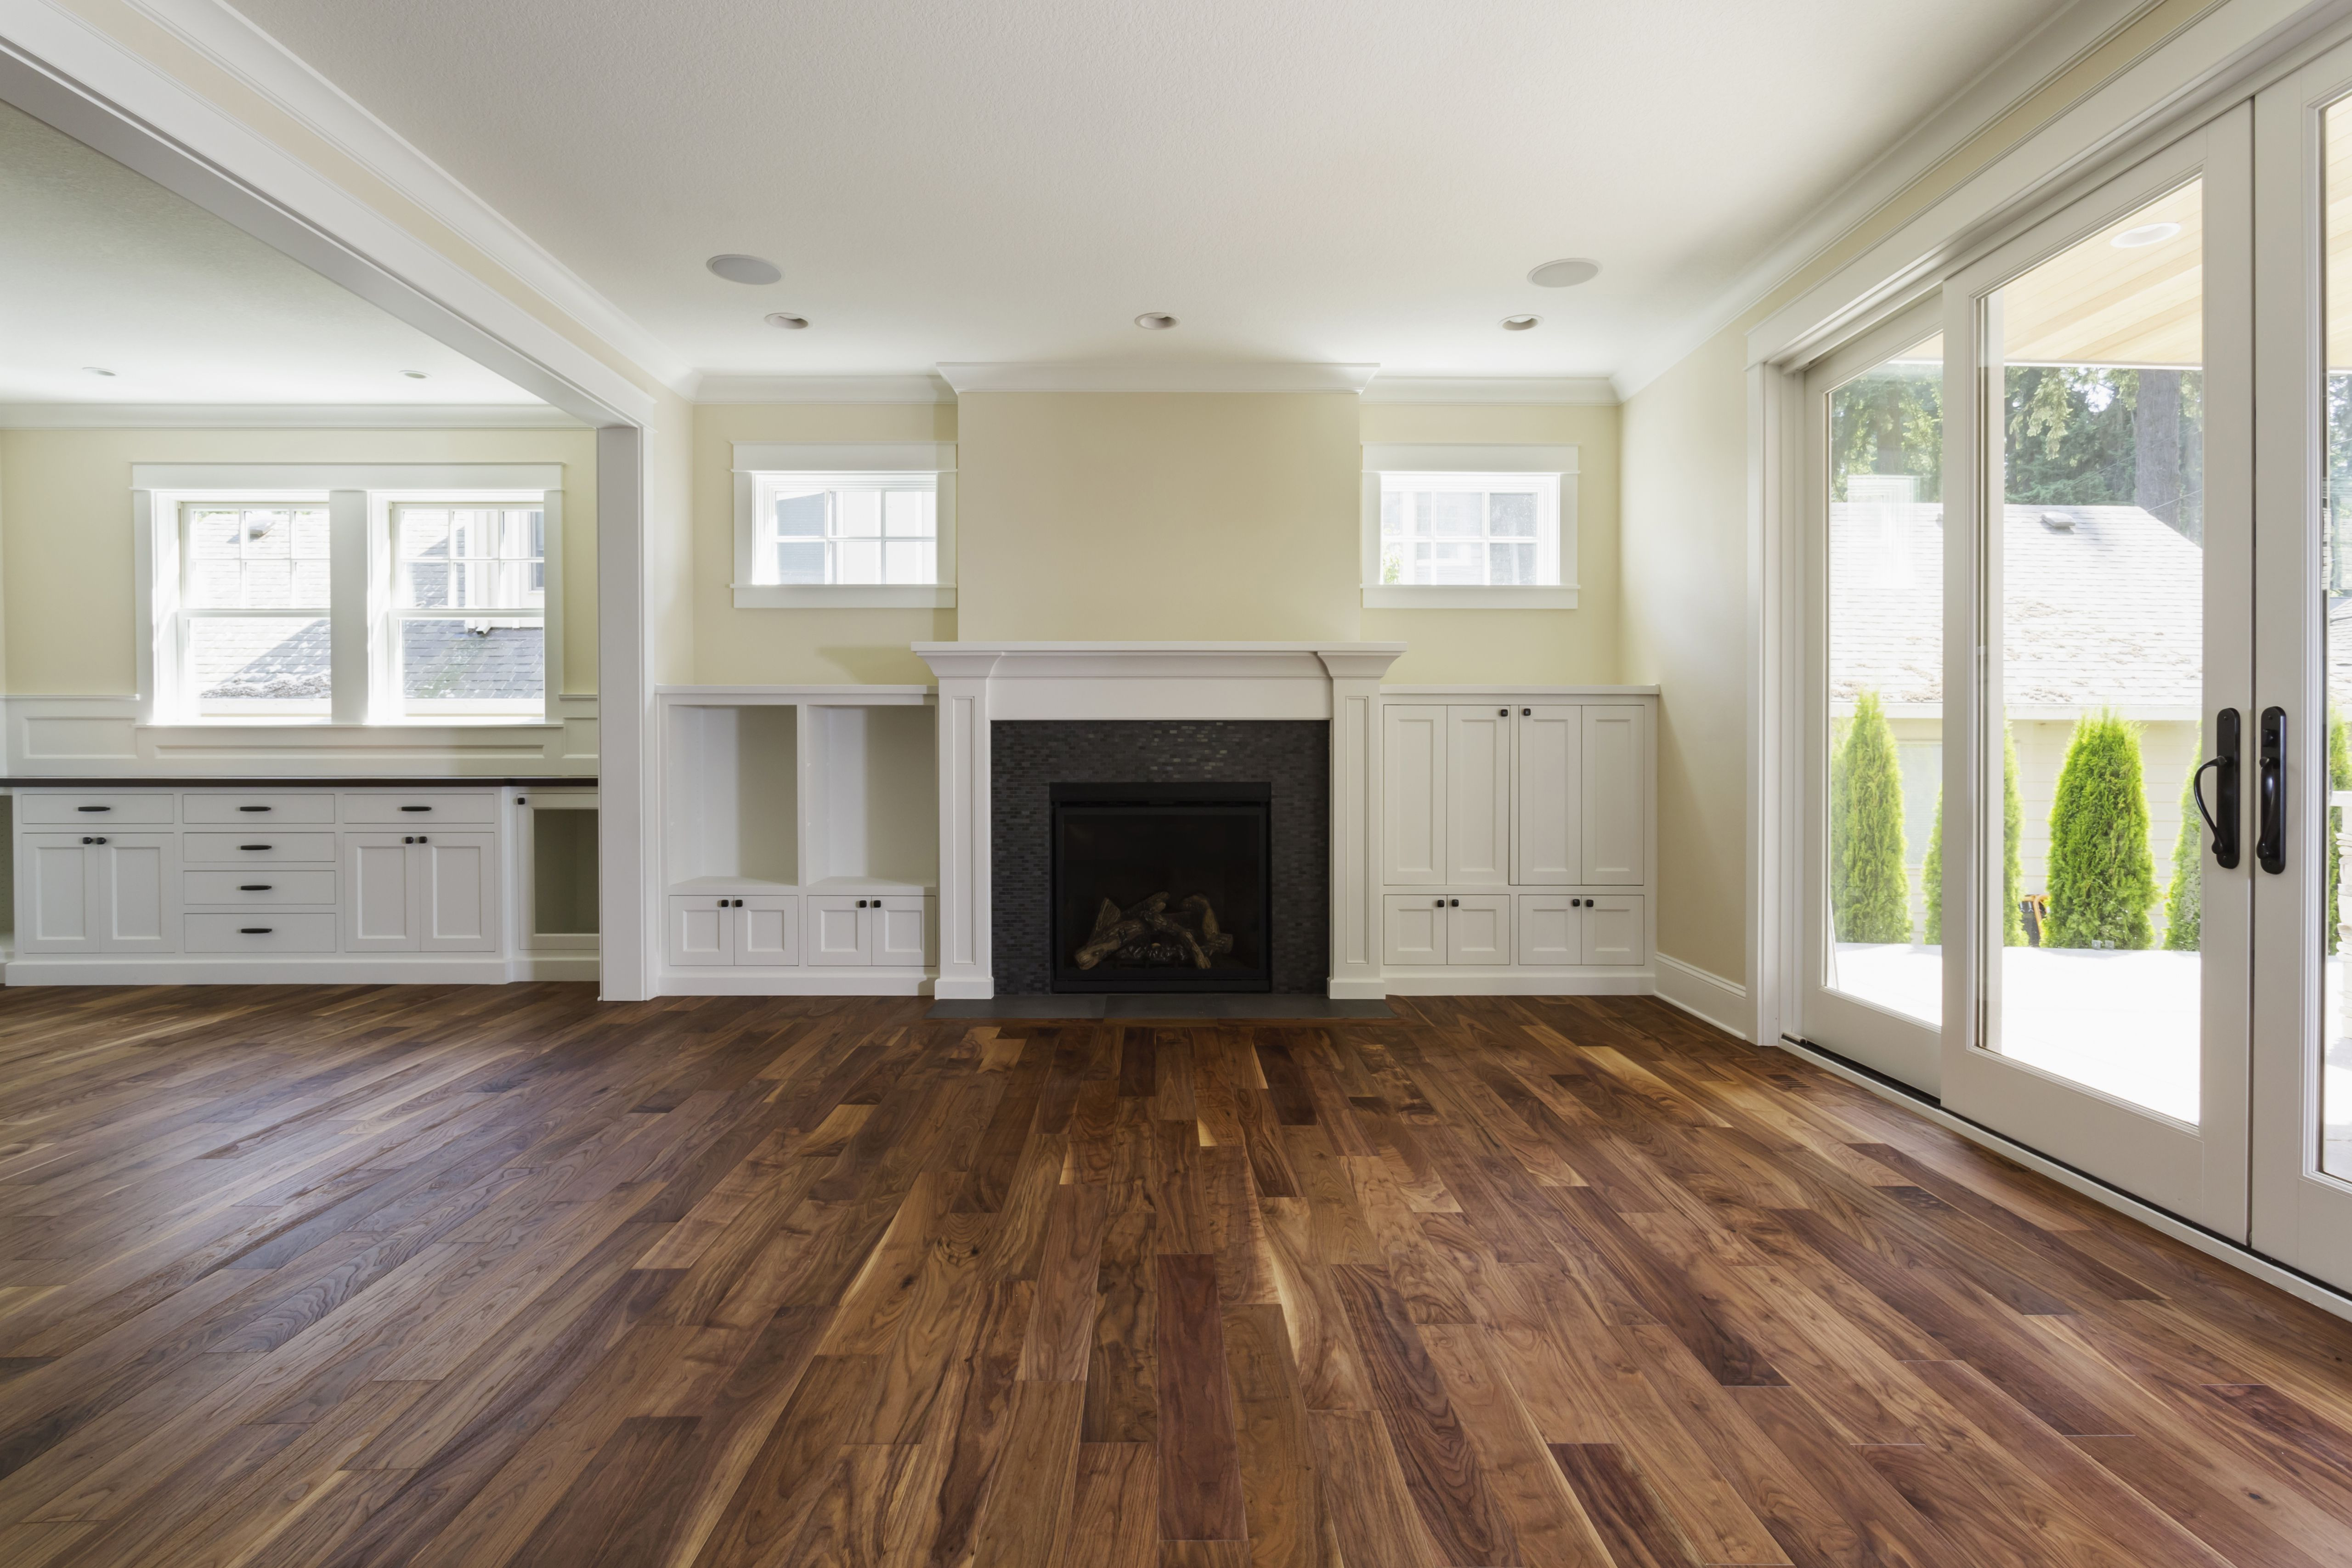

left=1379, top=969, right=1653, bottom=996
left=509, top=954, right=599, bottom=982
left=1773, top=1036, right=2352, bottom=1327
left=656, top=968, right=935, bottom=997
left=4, top=955, right=522, bottom=985
left=933, top=976, right=995, bottom=1000
left=1328, top=977, right=1387, bottom=1000
left=1653, top=953, right=1750, bottom=1039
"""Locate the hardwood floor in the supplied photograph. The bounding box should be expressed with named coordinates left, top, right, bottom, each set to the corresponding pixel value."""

left=2, top=987, right=2351, bottom=1567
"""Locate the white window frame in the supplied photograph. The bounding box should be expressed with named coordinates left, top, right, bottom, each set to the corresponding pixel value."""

left=731, top=441, right=957, bottom=609
left=379, top=492, right=551, bottom=721
left=172, top=495, right=336, bottom=720
left=133, top=464, right=564, bottom=728
left=1361, top=443, right=1579, bottom=608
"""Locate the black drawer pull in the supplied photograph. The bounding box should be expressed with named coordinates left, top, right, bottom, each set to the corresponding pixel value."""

left=240, top=927, right=272, bottom=935
left=239, top=805, right=271, bottom=813
left=400, top=805, right=433, bottom=812
left=241, top=844, right=272, bottom=851
left=77, top=805, right=111, bottom=812
left=241, top=884, right=271, bottom=892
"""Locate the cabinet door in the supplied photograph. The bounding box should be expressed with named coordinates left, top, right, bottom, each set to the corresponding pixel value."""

left=1582, top=705, right=1647, bottom=885
left=1382, top=895, right=1447, bottom=966
left=1382, top=706, right=1447, bottom=885
left=1445, top=708, right=1512, bottom=886
left=1445, top=894, right=1511, bottom=966
left=873, top=897, right=931, bottom=966
left=418, top=835, right=498, bottom=951
left=98, top=835, right=174, bottom=952
left=20, top=835, right=97, bottom=952
left=667, top=896, right=734, bottom=967
left=1515, top=895, right=1580, bottom=966
left=807, top=896, right=871, bottom=965
left=1513, top=706, right=1581, bottom=885
left=1581, top=895, right=1645, bottom=965
left=735, top=896, right=801, bottom=967
left=343, top=834, right=418, bottom=951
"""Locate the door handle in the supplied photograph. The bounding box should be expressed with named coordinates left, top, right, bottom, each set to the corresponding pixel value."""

left=2191, top=708, right=2241, bottom=870
left=2258, top=706, right=2287, bottom=875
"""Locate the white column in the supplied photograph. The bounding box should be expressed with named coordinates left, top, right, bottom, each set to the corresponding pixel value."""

left=917, top=646, right=1000, bottom=997
left=1322, top=649, right=1403, bottom=998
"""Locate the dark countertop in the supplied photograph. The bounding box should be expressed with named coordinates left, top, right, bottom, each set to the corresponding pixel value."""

left=0, top=777, right=597, bottom=789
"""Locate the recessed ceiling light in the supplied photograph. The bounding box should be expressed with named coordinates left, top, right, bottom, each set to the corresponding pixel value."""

left=83, top=366, right=115, bottom=376
left=1527, top=258, right=1600, bottom=288
left=402, top=370, right=430, bottom=379
left=1135, top=312, right=1179, bottom=330
left=2111, top=221, right=2183, bottom=249
left=707, top=253, right=782, bottom=285
left=1501, top=315, right=1542, bottom=331
left=765, top=313, right=809, bottom=330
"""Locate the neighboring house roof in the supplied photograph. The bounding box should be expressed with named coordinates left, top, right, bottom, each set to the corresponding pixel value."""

left=193, top=616, right=541, bottom=703
left=1831, top=501, right=2214, bottom=711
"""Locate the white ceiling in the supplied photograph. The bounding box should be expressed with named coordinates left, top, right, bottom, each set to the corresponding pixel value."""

left=0, top=100, right=545, bottom=408
left=225, top=0, right=2073, bottom=384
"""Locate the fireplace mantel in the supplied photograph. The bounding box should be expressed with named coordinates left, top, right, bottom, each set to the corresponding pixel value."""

left=912, top=641, right=1406, bottom=999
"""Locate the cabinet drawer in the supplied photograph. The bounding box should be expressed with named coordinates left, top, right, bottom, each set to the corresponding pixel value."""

left=184, top=792, right=336, bottom=825
left=18, top=792, right=174, bottom=826
left=184, top=911, right=338, bottom=953
left=183, top=832, right=337, bottom=864
left=184, top=869, right=337, bottom=906
left=341, top=792, right=497, bottom=825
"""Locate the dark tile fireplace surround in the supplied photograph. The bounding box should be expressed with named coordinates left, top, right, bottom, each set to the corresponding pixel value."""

left=990, top=720, right=1331, bottom=994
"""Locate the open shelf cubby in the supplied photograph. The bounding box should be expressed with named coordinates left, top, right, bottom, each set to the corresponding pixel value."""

left=665, top=701, right=801, bottom=889
left=803, top=702, right=939, bottom=889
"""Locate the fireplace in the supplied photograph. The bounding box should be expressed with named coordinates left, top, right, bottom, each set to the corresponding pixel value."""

left=1051, top=782, right=1272, bottom=992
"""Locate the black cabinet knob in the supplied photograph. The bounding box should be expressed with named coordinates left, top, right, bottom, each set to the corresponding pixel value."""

left=1448, top=898, right=1460, bottom=907
left=1521, top=708, right=1531, bottom=716
left=91, top=837, right=106, bottom=845
left=1498, top=708, right=1508, bottom=716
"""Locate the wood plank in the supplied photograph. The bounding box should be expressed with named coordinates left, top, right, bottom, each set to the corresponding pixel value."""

left=1156, top=1253, right=1247, bottom=1541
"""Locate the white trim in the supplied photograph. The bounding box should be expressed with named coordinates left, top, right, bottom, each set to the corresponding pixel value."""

left=732, top=585, right=956, bottom=610
left=1654, top=953, right=1751, bottom=1039
left=694, top=374, right=956, bottom=405
left=1611, top=0, right=2173, bottom=398
left=938, top=361, right=1379, bottom=395
left=3, top=955, right=538, bottom=985
left=596, top=425, right=650, bottom=1000
left=1362, top=443, right=1580, bottom=473
left=132, top=463, right=564, bottom=490
left=1362, top=586, right=1578, bottom=610
left=1378, top=971, right=1656, bottom=996
left=1774, top=1036, right=2352, bottom=1328
left=730, top=442, right=958, bottom=473
left=1380, top=683, right=1661, bottom=696
left=114, top=0, right=690, bottom=395
left=1362, top=376, right=1617, bottom=406
left=655, top=968, right=935, bottom=996
left=1, top=693, right=596, bottom=774
left=656, top=684, right=933, bottom=701
left=0, top=402, right=582, bottom=429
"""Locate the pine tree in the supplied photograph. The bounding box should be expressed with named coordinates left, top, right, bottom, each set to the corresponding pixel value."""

left=1831, top=692, right=1911, bottom=943
left=2162, top=767, right=2201, bottom=952
left=2045, top=712, right=2157, bottom=950
left=2330, top=713, right=2350, bottom=957
left=1919, top=725, right=2024, bottom=946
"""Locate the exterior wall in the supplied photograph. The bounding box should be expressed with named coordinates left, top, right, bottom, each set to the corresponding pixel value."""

left=0, top=425, right=598, bottom=696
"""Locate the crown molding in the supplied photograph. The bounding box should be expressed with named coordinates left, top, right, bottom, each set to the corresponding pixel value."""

left=1609, top=0, right=2159, bottom=401
left=692, top=372, right=956, bottom=405
left=1361, top=374, right=1617, bottom=406
left=937, top=361, right=1379, bottom=395
left=116, top=0, right=693, bottom=396
left=0, top=401, right=586, bottom=430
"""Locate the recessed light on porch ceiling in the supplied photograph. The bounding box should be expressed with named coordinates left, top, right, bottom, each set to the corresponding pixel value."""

left=1527, top=258, right=1600, bottom=288
left=1135, top=312, right=1179, bottom=330
left=2112, top=222, right=2183, bottom=248
left=765, top=313, right=809, bottom=329
left=83, top=366, right=115, bottom=376
left=706, top=254, right=783, bottom=285
left=402, top=370, right=429, bottom=379
left=1501, top=315, right=1542, bottom=331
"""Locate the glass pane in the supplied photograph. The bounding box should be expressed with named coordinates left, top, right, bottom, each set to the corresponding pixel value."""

left=1490, top=491, right=1536, bottom=536
left=1428, top=492, right=1481, bottom=537
left=187, top=509, right=242, bottom=557
left=1990, top=180, right=2204, bottom=1121
left=773, top=541, right=824, bottom=583
left=885, top=538, right=934, bottom=583
left=242, top=510, right=294, bottom=558
left=188, top=617, right=330, bottom=708
left=1381, top=492, right=1402, bottom=538
left=836, top=489, right=882, bottom=537
left=1826, top=333, right=1944, bottom=1025
left=1489, top=541, right=1534, bottom=584
left=775, top=492, right=825, bottom=537
left=883, top=489, right=933, bottom=538
left=2326, top=99, right=2352, bottom=1179
left=399, top=619, right=544, bottom=708
left=837, top=538, right=882, bottom=583
left=187, top=559, right=242, bottom=608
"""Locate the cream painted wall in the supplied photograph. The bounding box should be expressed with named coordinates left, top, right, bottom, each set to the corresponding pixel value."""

left=0, top=425, right=598, bottom=696
left=1361, top=402, right=1619, bottom=684
left=1619, top=328, right=1749, bottom=985
left=956, top=391, right=1361, bottom=643
left=689, top=403, right=957, bottom=685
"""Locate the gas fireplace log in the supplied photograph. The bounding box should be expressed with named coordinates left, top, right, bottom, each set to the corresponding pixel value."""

left=1183, top=895, right=1221, bottom=943
left=1074, top=918, right=1149, bottom=968
left=1141, top=910, right=1213, bottom=968
left=1089, top=898, right=1122, bottom=942
left=1072, top=889, right=1231, bottom=970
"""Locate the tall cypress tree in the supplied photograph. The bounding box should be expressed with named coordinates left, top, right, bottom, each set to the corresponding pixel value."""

left=1920, top=724, right=2024, bottom=945
left=1832, top=692, right=1911, bottom=943
left=2330, top=713, right=2350, bottom=957
left=2045, top=712, right=2157, bottom=950
left=2162, top=767, right=2201, bottom=952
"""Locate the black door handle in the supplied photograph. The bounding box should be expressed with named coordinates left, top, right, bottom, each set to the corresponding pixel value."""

left=2192, top=708, right=2241, bottom=870
left=2258, top=706, right=2287, bottom=875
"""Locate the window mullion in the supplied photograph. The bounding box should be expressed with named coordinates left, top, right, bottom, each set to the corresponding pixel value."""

left=328, top=488, right=370, bottom=725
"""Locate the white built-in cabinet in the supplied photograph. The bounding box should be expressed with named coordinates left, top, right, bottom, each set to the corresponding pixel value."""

left=657, top=689, right=939, bottom=993
left=1380, top=689, right=1655, bottom=991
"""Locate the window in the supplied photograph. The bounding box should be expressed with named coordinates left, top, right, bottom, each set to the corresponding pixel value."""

left=136, top=464, right=563, bottom=727
left=732, top=442, right=956, bottom=608
left=1362, top=444, right=1578, bottom=607
left=392, top=505, right=547, bottom=719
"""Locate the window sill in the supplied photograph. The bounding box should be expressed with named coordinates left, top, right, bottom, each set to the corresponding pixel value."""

left=145, top=719, right=563, bottom=731
left=731, top=583, right=955, bottom=610
left=1361, top=585, right=1579, bottom=610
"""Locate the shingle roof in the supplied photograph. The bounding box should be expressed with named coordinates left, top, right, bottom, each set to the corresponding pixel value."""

left=191, top=617, right=541, bottom=704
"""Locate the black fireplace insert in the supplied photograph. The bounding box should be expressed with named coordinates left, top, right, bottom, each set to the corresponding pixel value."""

left=1050, top=781, right=1272, bottom=992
